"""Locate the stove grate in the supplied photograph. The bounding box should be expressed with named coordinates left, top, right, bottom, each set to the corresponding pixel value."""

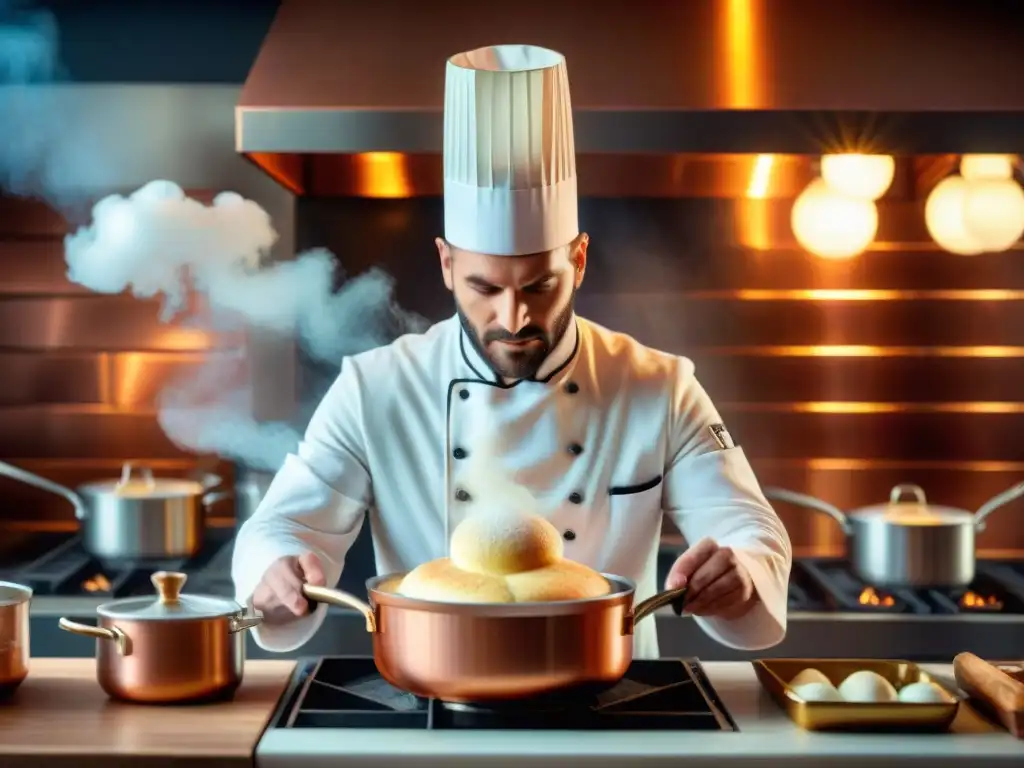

left=274, top=656, right=737, bottom=731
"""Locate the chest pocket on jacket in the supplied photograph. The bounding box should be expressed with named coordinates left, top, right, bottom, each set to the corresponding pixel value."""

left=601, top=474, right=664, bottom=575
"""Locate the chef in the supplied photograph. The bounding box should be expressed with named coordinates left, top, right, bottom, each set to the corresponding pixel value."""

left=233, top=44, right=792, bottom=660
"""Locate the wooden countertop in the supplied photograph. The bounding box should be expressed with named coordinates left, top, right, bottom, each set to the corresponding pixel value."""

left=0, top=658, right=295, bottom=768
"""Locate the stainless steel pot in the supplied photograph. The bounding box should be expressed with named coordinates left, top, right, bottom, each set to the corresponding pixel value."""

left=0, top=461, right=233, bottom=560
left=302, top=574, right=687, bottom=702
left=57, top=570, right=262, bottom=703
left=0, top=581, right=31, bottom=699
left=764, top=481, right=1024, bottom=588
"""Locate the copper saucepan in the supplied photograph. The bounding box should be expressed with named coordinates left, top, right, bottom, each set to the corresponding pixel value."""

left=0, top=581, right=31, bottom=699
left=303, top=573, right=686, bottom=702
left=58, top=571, right=262, bottom=704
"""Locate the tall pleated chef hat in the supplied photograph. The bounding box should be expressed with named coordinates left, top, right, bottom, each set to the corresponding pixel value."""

left=443, top=44, right=579, bottom=256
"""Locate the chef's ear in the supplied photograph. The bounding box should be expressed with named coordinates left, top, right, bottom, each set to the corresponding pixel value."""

left=436, top=237, right=454, bottom=291
left=572, top=233, right=589, bottom=288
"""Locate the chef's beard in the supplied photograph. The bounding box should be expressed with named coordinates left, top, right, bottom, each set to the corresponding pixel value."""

left=457, top=288, right=575, bottom=381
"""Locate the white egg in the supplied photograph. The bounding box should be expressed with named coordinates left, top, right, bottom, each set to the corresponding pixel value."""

left=792, top=681, right=844, bottom=702
left=897, top=681, right=951, bottom=704
left=838, top=670, right=899, bottom=703
left=789, top=668, right=832, bottom=689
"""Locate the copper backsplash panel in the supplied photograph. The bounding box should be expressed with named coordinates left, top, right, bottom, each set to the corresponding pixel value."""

left=3, top=168, right=1024, bottom=555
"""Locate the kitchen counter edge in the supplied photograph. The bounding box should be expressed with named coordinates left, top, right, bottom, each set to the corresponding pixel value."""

left=0, top=658, right=295, bottom=768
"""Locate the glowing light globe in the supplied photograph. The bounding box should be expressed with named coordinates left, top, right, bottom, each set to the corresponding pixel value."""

left=963, top=178, right=1024, bottom=253
left=790, top=178, right=878, bottom=260
left=820, top=154, right=895, bottom=201
left=924, top=176, right=984, bottom=255
left=960, top=154, right=1015, bottom=182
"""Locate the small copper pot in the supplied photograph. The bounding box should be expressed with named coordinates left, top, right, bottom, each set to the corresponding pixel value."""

left=0, top=581, right=31, bottom=699
left=303, top=573, right=686, bottom=702
left=58, top=571, right=262, bottom=704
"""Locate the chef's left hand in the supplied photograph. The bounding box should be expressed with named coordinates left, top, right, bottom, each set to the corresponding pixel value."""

left=666, top=537, right=757, bottom=619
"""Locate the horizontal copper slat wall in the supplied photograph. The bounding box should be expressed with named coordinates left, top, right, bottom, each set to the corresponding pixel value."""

left=575, top=293, right=1024, bottom=347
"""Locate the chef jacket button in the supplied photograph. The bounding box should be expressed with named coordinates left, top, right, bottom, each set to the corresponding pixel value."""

left=564, top=381, right=579, bottom=395
left=563, top=529, right=576, bottom=542
left=455, top=489, right=471, bottom=502
left=453, top=447, right=467, bottom=460
left=459, top=389, right=470, bottom=400
left=569, top=491, right=583, bottom=504
left=568, top=442, right=584, bottom=456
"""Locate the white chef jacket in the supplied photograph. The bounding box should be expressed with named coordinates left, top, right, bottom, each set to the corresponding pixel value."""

left=232, top=314, right=792, bottom=659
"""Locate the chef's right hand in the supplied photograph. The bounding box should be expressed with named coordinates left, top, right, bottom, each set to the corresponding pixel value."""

left=252, top=552, right=326, bottom=624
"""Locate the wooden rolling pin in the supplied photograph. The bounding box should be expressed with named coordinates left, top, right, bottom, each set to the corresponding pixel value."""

left=953, top=652, right=1024, bottom=738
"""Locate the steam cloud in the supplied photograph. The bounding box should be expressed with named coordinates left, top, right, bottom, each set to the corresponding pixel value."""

left=64, top=180, right=425, bottom=470
left=1, top=4, right=425, bottom=472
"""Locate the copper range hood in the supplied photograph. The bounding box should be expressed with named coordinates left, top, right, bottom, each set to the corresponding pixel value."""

left=236, top=0, right=1024, bottom=197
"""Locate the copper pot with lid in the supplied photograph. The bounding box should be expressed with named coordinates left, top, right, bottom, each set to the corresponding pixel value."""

left=58, top=571, right=261, bottom=704
left=302, top=573, right=687, bottom=703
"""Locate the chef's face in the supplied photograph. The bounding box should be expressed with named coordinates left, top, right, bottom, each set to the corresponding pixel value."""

left=437, top=234, right=588, bottom=380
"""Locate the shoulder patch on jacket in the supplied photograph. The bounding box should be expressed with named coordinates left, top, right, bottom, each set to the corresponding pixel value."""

left=708, top=423, right=736, bottom=450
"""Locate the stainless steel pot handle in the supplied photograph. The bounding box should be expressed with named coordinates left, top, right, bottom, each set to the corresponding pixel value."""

left=761, top=487, right=852, bottom=534
left=117, top=462, right=156, bottom=490
left=0, top=460, right=89, bottom=520
left=889, top=484, right=927, bottom=505
left=974, top=480, right=1024, bottom=532
left=201, top=489, right=235, bottom=508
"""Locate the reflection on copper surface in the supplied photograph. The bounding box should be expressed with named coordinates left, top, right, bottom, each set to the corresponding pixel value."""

left=716, top=0, right=767, bottom=108
left=687, top=289, right=1024, bottom=301
left=114, top=353, right=148, bottom=410
left=960, top=591, right=1003, bottom=611
left=353, top=152, right=412, bottom=198
left=858, top=587, right=896, bottom=608
left=724, top=402, right=1024, bottom=414
left=701, top=345, right=1024, bottom=358
left=772, top=458, right=1024, bottom=472
left=246, top=152, right=304, bottom=195
left=151, top=326, right=218, bottom=352
left=747, top=155, right=775, bottom=198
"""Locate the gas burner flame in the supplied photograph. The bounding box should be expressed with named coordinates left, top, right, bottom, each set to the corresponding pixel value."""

left=858, top=587, right=896, bottom=608
left=960, top=591, right=1003, bottom=611
left=82, top=574, right=112, bottom=593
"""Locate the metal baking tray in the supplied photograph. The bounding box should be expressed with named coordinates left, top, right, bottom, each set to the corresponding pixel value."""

left=753, top=658, right=960, bottom=732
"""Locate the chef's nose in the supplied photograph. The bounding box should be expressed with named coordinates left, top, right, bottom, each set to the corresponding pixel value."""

left=497, top=290, right=530, bottom=335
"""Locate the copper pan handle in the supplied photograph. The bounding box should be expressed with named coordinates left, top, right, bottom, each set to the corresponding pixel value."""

left=622, top=587, right=688, bottom=635
left=58, top=618, right=131, bottom=656
left=301, top=585, right=378, bottom=633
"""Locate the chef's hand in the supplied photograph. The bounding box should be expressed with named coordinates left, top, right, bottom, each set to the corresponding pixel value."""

left=252, top=552, right=326, bottom=624
left=665, top=537, right=756, bottom=620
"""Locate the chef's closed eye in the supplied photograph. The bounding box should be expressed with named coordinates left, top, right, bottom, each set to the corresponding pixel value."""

left=609, top=475, right=663, bottom=497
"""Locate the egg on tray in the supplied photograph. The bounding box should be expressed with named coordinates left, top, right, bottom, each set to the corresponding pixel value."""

left=792, top=681, right=844, bottom=703
left=897, top=681, right=951, bottom=704
left=789, top=668, right=833, bottom=689
left=837, top=670, right=899, bottom=703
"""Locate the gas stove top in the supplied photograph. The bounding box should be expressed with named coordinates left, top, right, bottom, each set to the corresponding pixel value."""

left=0, top=529, right=237, bottom=598
left=4, top=531, right=1024, bottom=618
left=784, top=558, right=1024, bottom=616
left=267, top=656, right=738, bottom=732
